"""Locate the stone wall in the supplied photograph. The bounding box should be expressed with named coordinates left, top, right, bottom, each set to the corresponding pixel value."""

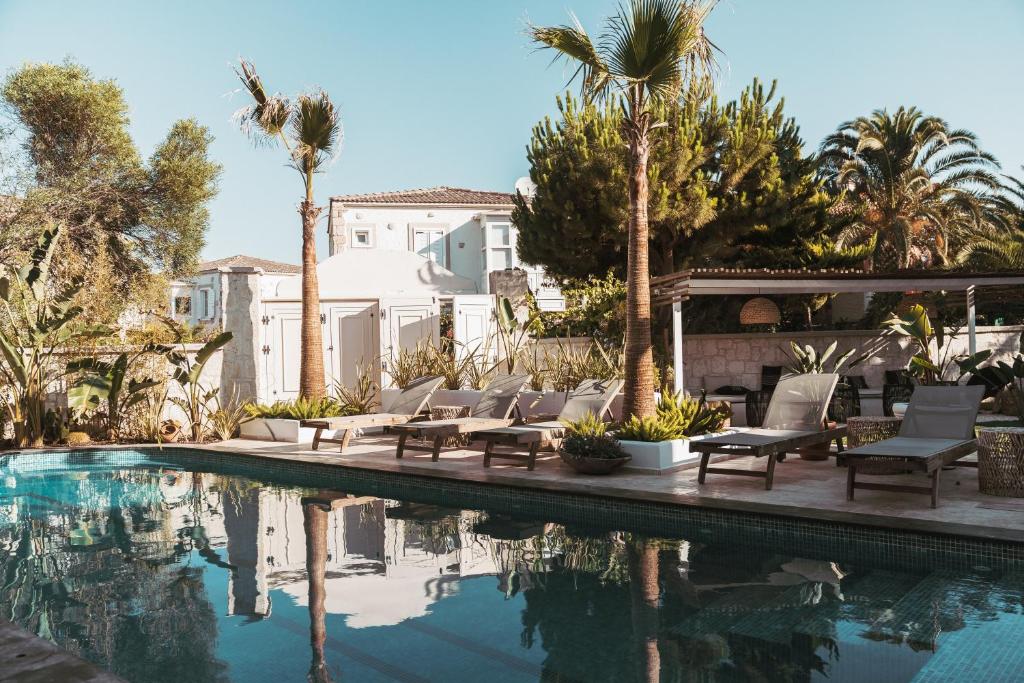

left=218, top=269, right=262, bottom=402
left=683, top=325, right=1024, bottom=391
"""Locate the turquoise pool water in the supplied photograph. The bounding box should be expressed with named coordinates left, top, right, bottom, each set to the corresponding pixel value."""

left=1, top=449, right=1022, bottom=682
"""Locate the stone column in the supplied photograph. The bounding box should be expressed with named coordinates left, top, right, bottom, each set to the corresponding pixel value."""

left=219, top=267, right=262, bottom=402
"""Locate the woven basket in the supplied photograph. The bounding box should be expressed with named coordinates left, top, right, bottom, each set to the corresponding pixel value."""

left=978, top=428, right=1024, bottom=498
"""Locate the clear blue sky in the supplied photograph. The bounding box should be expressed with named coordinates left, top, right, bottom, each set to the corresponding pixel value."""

left=1, top=0, right=1022, bottom=265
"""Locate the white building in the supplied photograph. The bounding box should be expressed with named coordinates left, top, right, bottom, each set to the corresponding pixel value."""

left=327, top=186, right=563, bottom=310
left=169, top=255, right=301, bottom=327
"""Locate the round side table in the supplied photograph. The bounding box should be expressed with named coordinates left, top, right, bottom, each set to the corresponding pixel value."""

left=847, top=416, right=903, bottom=448
left=430, top=405, right=472, bottom=447
left=977, top=427, right=1024, bottom=498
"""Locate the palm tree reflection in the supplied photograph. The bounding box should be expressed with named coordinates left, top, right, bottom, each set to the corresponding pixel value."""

left=303, top=496, right=333, bottom=683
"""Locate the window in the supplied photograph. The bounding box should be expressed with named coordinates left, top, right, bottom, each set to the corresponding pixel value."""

left=350, top=226, right=373, bottom=248
left=198, top=287, right=215, bottom=320
left=490, top=224, right=510, bottom=247
left=490, top=248, right=512, bottom=270
left=411, top=225, right=447, bottom=266
left=173, top=295, right=192, bottom=317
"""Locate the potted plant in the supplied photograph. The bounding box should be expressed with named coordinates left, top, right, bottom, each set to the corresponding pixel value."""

left=784, top=341, right=865, bottom=460
left=558, top=412, right=630, bottom=474
left=615, top=391, right=731, bottom=471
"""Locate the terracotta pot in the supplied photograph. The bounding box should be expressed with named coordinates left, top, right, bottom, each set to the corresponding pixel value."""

left=797, top=421, right=837, bottom=461
left=558, top=449, right=631, bottom=474
left=159, top=421, right=182, bottom=443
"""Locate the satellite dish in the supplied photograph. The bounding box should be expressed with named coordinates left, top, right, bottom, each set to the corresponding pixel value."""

left=514, top=176, right=537, bottom=198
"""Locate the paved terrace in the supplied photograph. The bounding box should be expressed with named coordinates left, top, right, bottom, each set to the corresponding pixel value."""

left=203, top=435, right=1024, bottom=544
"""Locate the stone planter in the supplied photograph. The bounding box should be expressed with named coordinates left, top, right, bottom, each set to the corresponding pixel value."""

left=619, top=431, right=734, bottom=473
left=558, top=450, right=631, bottom=474
left=239, top=418, right=342, bottom=444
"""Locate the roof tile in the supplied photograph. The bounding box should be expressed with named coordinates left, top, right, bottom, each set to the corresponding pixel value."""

left=330, top=186, right=514, bottom=206
left=197, top=255, right=301, bottom=274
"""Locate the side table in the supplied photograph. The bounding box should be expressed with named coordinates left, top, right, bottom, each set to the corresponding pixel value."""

left=977, top=427, right=1024, bottom=498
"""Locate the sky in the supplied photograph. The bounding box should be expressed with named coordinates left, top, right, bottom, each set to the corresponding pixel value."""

left=1, top=0, right=1022, bottom=265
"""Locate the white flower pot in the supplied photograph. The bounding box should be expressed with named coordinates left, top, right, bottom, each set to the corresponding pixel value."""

left=619, top=431, right=734, bottom=473
left=239, top=418, right=342, bottom=444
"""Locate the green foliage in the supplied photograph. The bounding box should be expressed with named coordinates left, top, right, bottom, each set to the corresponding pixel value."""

left=980, top=346, right=1024, bottom=422
left=616, top=413, right=685, bottom=442
left=514, top=80, right=851, bottom=284
left=1, top=60, right=221, bottom=295
left=539, top=272, right=627, bottom=344
left=66, top=350, right=161, bottom=440
left=656, top=390, right=730, bottom=437
left=819, top=106, right=1001, bottom=269
left=545, top=338, right=623, bottom=393
left=208, top=390, right=254, bottom=441
left=560, top=412, right=625, bottom=460
left=0, top=227, right=110, bottom=446
left=784, top=340, right=864, bottom=375
left=495, top=296, right=539, bottom=374
left=244, top=397, right=344, bottom=420
left=334, top=363, right=379, bottom=415
left=884, top=304, right=990, bottom=385
left=387, top=342, right=433, bottom=389
left=147, top=318, right=232, bottom=441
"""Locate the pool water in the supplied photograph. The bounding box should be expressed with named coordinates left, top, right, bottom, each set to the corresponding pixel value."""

left=1, top=450, right=1023, bottom=682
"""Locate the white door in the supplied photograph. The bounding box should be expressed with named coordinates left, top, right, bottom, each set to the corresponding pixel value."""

left=452, top=295, right=495, bottom=360
left=262, top=303, right=303, bottom=402
left=324, top=303, right=379, bottom=390
left=380, top=298, right=439, bottom=386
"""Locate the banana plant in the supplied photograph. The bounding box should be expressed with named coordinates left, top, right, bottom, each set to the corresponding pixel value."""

left=494, top=296, right=539, bottom=375
left=148, top=317, right=233, bottom=442
left=67, top=351, right=162, bottom=440
left=884, top=304, right=990, bottom=385
left=0, top=227, right=110, bottom=446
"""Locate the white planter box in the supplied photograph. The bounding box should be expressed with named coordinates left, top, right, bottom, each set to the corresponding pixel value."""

left=239, top=418, right=343, bottom=444
left=619, top=431, right=734, bottom=473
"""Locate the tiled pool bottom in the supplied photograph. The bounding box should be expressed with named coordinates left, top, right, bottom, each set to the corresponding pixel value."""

left=2, top=448, right=1023, bottom=683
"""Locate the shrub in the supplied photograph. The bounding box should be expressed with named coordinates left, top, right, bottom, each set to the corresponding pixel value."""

left=616, top=414, right=686, bottom=442
left=334, top=364, right=379, bottom=414
left=560, top=412, right=625, bottom=460
left=657, top=390, right=731, bottom=437
left=244, top=397, right=344, bottom=420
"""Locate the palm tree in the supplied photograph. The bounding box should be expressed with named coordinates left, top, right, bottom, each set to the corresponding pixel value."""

left=818, top=106, right=1001, bottom=270
left=957, top=168, right=1024, bottom=269
left=234, top=59, right=342, bottom=400
left=531, top=0, right=718, bottom=418
left=303, top=500, right=334, bottom=683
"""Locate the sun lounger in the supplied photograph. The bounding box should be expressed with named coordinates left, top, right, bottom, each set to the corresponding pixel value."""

left=476, top=378, right=625, bottom=471
left=301, top=375, right=444, bottom=452
left=691, top=373, right=845, bottom=490
left=843, top=385, right=984, bottom=508
left=391, top=374, right=530, bottom=461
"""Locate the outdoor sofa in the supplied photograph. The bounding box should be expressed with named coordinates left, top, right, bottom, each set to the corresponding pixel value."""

left=301, top=375, right=445, bottom=452
left=691, top=373, right=846, bottom=490
left=390, top=374, right=530, bottom=461
left=843, top=384, right=985, bottom=508
left=475, top=378, right=625, bottom=471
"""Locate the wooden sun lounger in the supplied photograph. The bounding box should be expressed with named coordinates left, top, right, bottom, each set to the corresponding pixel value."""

left=394, top=417, right=519, bottom=461
left=691, top=425, right=847, bottom=490
left=476, top=378, right=625, bottom=471
left=844, top=437, right=977, bottom=508
left=300, top=375, right=444, bottom=452
left=842, top=385, right=984, bottom=508
left=302, top=413, right=424, bottom=452
left=693, top=373, right=844, bottom=490
left=390, top=374, right=530, bottom=462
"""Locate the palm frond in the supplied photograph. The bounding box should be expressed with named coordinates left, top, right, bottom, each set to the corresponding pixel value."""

left=233, top=58, right=290, bottom=142
left=290, top=90, right=343, bottom=175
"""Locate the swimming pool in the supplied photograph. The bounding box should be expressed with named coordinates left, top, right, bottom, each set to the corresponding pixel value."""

left=1, top=448, right=1022, bottom=682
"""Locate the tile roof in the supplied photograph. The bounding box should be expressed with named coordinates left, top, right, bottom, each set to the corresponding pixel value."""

left=330, top=186, right=514, bottom=206
left=197, top=255, right=301, bottom=274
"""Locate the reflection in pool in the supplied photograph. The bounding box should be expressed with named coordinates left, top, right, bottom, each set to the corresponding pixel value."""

left=1, top=452, right=1022, bottom=682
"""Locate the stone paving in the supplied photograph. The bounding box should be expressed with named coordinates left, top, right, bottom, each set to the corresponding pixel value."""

left=0, top=618, right=125, bottom=683
left=203, top=434, right=1024, bottom=543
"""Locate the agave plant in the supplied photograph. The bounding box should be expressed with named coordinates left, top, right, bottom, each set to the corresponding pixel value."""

left=657, top=390, right=730, bottom=437
left=0, top=227, right=110, bottom=446
left=784, top=340, right=865, bottom=375
left=334, top=363, right=379, bottom=415
left=616, top=413, right=686, bottom=442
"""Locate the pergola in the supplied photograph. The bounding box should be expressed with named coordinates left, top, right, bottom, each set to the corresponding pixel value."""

left=650, top=268, right=1024, bottom=392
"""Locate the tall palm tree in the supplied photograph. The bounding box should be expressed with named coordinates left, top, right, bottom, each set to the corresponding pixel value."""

left=531, top=0, right=718, bottom=418
left=819, top=106, right=1000, bottom=270
left=235, top=59, right=342, bottom=400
